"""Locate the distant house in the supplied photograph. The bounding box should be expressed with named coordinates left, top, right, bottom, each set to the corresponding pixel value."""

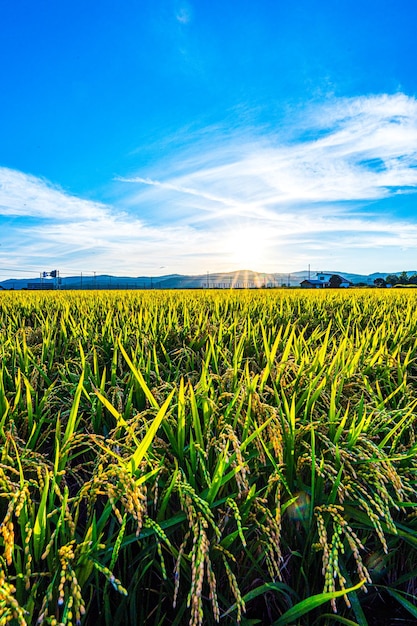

left=300, top=279, right=326, bottom=289
left=300, top=273, right=353, bottom=289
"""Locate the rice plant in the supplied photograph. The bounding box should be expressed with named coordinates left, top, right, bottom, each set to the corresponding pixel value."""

left=0, top=289, right=417, bottom=625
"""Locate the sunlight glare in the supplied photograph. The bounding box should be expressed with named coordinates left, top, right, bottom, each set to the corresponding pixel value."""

left=225, top=226, right=268, bottom=270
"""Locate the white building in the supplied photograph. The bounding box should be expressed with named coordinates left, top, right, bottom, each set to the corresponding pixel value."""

left=300, top=273, right=352, bottom=289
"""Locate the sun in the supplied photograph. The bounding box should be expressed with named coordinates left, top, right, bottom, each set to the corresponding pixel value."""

left=224, top=226, right=268, bottom=270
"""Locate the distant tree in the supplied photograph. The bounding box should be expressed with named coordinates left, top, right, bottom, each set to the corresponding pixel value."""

left=409, top=274, right=417, bottom=285
left=329, top=274, right=343, bottom=288
left=374, top=278, right=387, bottom=288
left=385, top=274, right=399, bottom=286
left=399, top=271, right=409, bottom=285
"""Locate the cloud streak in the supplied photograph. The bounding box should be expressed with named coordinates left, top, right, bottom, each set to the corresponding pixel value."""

left=0, top=167, right=210, bottom=276
left=115, top=93, right=417, bottom=272
left=124, top=93, right=417, bottom=211
left=0, top=168, right=107, bottom=221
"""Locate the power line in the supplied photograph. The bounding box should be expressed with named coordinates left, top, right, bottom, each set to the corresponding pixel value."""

left=0, top=266, right=99, bottom=278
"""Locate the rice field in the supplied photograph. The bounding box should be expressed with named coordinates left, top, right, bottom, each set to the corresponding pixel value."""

left=1, top=288, right=417, bottom=625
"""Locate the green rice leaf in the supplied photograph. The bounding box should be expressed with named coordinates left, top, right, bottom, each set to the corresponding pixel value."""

left=272, top=581, right=365, bottom=626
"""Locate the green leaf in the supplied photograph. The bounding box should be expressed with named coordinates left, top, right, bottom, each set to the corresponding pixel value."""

left=118, top=339, right=159, bottom=409
left=33, top=470, right=50, bottom=561
left=386, top=588, right=417, bottom=618
left=62, top=368, right=85, bottom=451
left=315, top=615, right=360, bottom=626
left=272, top=581, right=365, bottom=626
left=130, top=389, right=175, bottom=473
left=222, top=582, right=296, bottom=618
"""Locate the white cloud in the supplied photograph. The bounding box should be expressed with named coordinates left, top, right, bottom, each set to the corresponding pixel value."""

left=175, top=3, right=192, bottom=25
left=0, top=167, right=212, bottom=276
left=119, top=93, right=417, bottom=248
left=120, top=94, right=417, bottom=226
left=0, top=168, right=107, bottom=221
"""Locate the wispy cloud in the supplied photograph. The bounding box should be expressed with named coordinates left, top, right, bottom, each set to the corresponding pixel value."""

left=175, top=2, right=192, bottom=25
left=123, top=93, right=417, bottom=212
left=0, top=168, right=107, bottom=220
left=0, top=167, right=212, bottom=276
left=116, top=93, right=417, bottom=272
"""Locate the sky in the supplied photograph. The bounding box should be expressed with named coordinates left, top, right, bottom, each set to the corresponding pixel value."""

left=2, top=0, right=417, bottom=280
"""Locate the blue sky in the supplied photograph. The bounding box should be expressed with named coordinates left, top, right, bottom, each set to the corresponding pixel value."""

left=2, top=0, right=417, bottom=280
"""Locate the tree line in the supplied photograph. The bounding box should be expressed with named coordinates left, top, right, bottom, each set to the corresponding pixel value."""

left=374, top=272, right=417, bottom=287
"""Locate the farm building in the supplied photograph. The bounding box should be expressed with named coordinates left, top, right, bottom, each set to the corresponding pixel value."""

left=300, top=273, right=352, bottom=288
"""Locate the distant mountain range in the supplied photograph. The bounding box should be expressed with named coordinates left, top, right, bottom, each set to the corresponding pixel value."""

left=1, top=269, right=416, bottom=290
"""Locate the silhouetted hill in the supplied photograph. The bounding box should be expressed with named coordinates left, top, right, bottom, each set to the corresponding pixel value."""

left=1, top=270, right=416, bottom=290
